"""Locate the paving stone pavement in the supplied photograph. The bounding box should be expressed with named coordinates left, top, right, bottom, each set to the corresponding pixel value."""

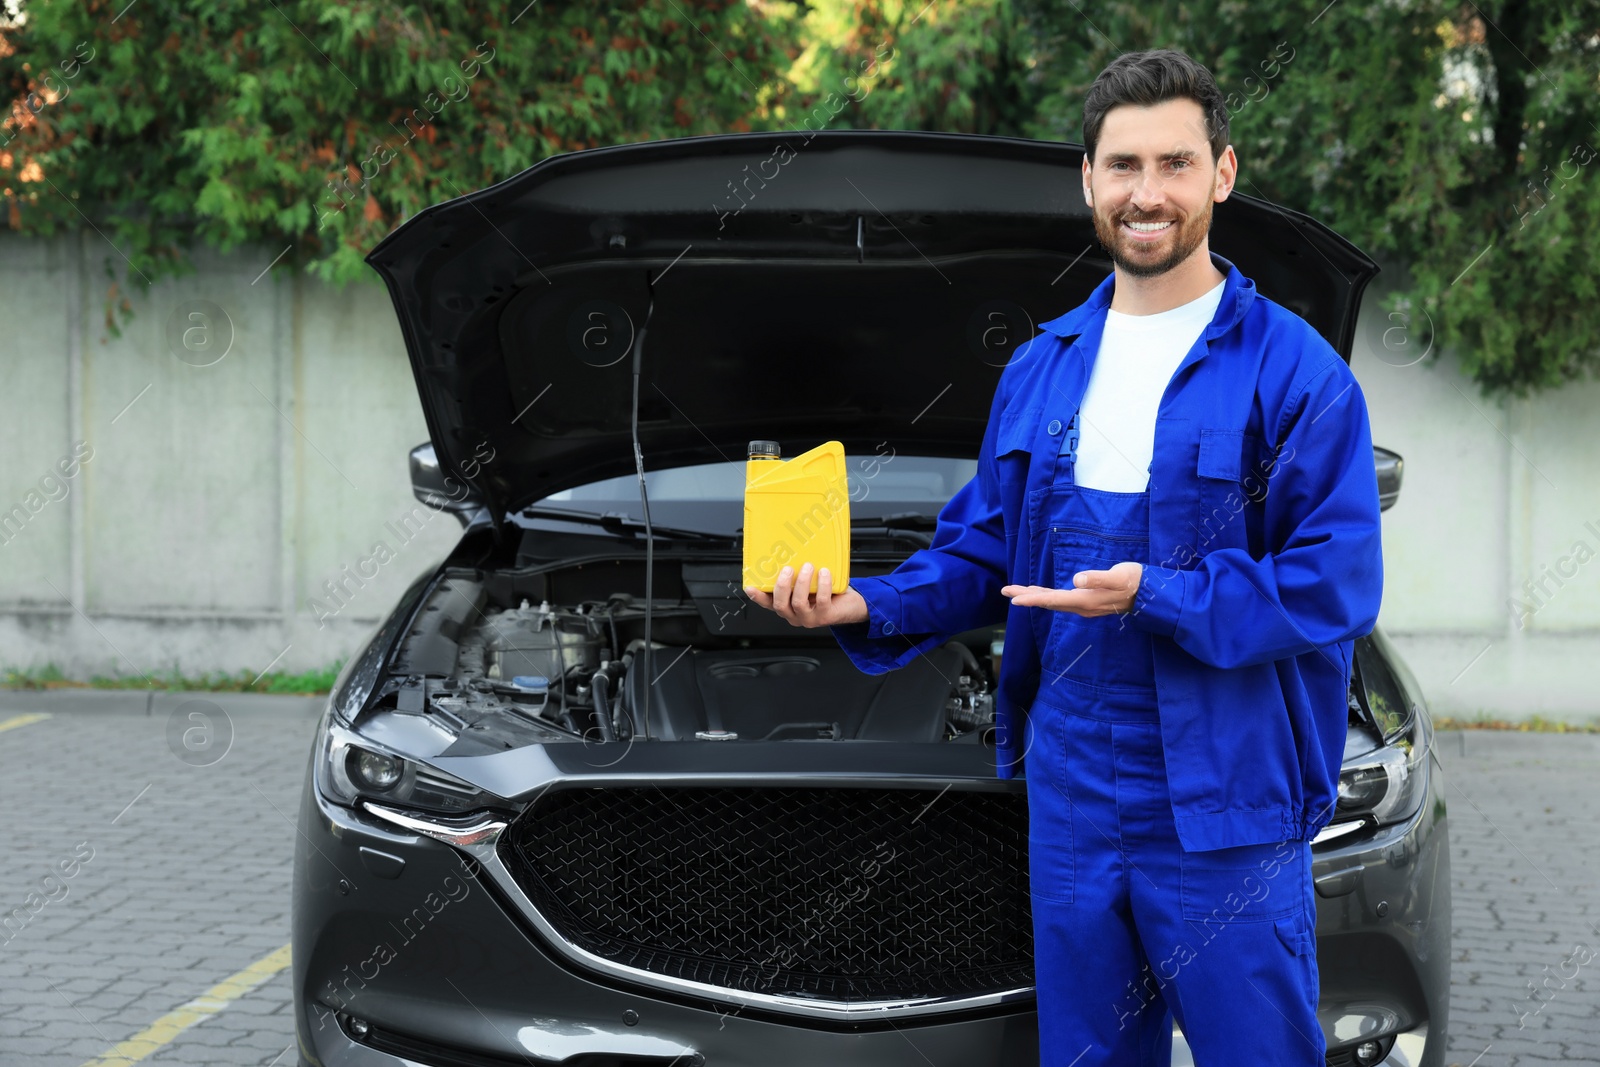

left=0, top=692, right=1595, bottom=1067
left=0, top=692, right=319, bottom=1067
left=1433, top=729, right=1600, bottom=1066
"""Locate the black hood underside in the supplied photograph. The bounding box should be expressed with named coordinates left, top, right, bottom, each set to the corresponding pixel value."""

left=365, top=129, right=1379, bottom=525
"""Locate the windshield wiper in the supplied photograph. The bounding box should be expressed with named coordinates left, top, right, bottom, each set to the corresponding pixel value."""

left=852, top=511, right=940, bottom=530
left=520, top=506, right=940, bottom=544
left=848, top=512, right=939, bottom=548
left=518, top=507, right=730, bottom=543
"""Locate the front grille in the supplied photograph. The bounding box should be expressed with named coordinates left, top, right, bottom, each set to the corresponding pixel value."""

left=499, top=785, right=1034, bottom=1003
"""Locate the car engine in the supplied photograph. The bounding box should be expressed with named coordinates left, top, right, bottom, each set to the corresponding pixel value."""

left=375, top=563, right=998, bottom=750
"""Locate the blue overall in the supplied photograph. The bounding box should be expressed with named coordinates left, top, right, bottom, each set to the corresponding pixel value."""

left=830, top=255, right=1385, bottom=1064
left=1024, top=411, right=1324, bottom=1066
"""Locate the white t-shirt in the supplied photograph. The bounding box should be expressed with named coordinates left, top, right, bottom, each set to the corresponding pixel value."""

left=1071, top=280, right=1226, bottom=492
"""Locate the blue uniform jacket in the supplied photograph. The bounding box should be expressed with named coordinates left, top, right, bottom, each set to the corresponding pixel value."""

left=832, top=252, right=1384, bottom=851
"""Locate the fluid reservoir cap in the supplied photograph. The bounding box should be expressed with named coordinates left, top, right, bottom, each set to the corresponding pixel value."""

left=747, top=440, right=781, bottom=460
left=510, top=675, right=550, bottom=691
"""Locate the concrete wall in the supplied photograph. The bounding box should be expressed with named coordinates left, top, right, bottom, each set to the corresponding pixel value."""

left=1, top=232, right=1596, bottom=720
left=0, top=231, right=460, bottom=686
left=1350, top=271, right=1600, bottom=720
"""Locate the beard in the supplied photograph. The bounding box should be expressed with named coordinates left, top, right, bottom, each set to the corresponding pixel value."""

left=1090, top=179, right=1215, bottom=278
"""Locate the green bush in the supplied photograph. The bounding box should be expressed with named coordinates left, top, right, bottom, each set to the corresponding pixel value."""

left=5, top=0, right=1597, bottom=394
left=1, top=0, right=800, bottom=289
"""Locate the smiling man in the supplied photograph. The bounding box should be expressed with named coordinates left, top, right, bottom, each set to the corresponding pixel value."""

left=746, top=48, right=1383, bottom=1067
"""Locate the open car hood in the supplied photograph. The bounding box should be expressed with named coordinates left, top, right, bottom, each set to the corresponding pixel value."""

left=365, top=129, right=1379, bottom=530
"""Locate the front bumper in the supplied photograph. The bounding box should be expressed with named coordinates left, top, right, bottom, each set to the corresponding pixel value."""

left=1299, top=748, right=1451, bottom=1067
left=292, top=747, right=1448, bottom=1067
left=293, top=766, right=1039, bottom=1066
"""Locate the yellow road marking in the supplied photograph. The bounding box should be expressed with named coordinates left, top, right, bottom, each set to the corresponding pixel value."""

left=0, top=712, right=51, bottom=733
left=78, top=943, right=292, bottom=1067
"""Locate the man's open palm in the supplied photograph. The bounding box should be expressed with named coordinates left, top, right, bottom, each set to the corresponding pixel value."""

left=1003, top=561, right=1142, bottom=617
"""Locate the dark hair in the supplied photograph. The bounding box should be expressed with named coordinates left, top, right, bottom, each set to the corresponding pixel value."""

left=1082, top=49, right=1229, bottom=164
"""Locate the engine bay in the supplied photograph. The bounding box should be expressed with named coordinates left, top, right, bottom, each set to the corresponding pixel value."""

left=369, top=559, right=999, bottom=753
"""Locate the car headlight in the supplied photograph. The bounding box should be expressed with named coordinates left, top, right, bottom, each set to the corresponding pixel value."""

left=1334, top=712, right=1429, bottom=826
left=317, top=721, right=497, bottom=815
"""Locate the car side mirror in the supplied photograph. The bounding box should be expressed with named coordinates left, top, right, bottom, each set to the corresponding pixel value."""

left=409, top=442, right=484, bottom=520
left=1374, top=446, right=1402, bottom=512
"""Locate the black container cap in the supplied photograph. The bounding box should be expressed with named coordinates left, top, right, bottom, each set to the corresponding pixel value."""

left=748, top=440, right=782, bottom=459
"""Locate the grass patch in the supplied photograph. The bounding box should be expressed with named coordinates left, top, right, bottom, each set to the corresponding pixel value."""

left=2, top=661, right=344, bottom=695
left=1431, top=712, right=1600, bottom=733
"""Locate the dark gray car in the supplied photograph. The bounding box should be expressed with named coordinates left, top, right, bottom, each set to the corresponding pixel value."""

left=290, top=130, right=1450, bottom=1067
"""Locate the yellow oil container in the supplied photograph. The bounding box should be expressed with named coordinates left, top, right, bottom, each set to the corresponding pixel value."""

left=742, top=440, right=851, bottom=595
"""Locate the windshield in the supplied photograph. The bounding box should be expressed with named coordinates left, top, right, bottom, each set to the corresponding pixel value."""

left=516, top=454, right=977, bottom=536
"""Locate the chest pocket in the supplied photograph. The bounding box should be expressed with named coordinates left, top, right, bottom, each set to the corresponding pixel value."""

left=996, top=412, right=1038, bottom=458
left=994, top=411, right=1040, bottom=549
left=1195, top=428, right=1268, bottom=553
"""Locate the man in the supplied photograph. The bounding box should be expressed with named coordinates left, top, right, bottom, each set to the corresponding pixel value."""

left=745, top=49, right=1382, bottom=1067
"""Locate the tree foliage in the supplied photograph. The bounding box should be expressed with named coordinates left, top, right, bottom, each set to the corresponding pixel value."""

left=0, top=0, right=800, bottom=287
left=793, top=0, right=1043, bottom=135
left=4, top=0, right=1599, bottom=395
left=1018, top=0, right=1600, bottom=395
